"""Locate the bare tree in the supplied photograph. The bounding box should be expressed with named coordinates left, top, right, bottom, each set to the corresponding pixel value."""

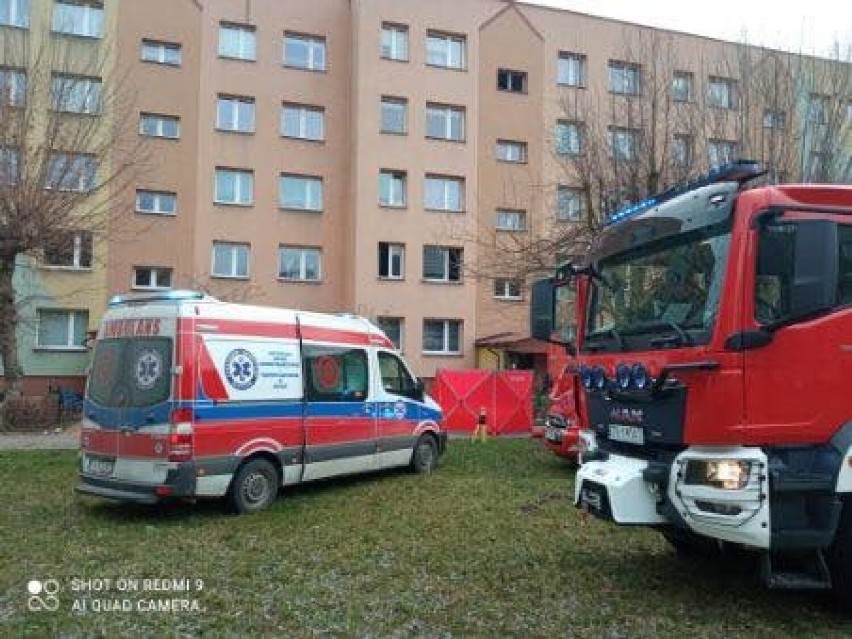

left=0, top=31, right=144, bottom=395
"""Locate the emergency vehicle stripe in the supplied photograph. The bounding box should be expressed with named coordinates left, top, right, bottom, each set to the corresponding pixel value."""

left=174, top=318, right=393, bottom=348
left=198, top=344, right=229, bottom=400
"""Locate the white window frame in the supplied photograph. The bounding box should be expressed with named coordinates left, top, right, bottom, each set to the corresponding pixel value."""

left=216, top=95, right=255, bottom=133
left=426, top=31, right=465, bottom=70
left=378, top=242, right=405, bottom=280
left=557, top=186, right=585, bottom=222
left=422, top=319, right=461, bottom=355
left=496, top=140, right=527, bottom=163
left=424, top=175, right=464, bottom=212
left=379, top=170, right=406, bottom=207
left=140, top=113, right=180, bottom=139
left=609, top=127, right=640, bottom=161
left=284, top=32, right=327, bottom=71
left=380, top=96, right=407, bottom=134
left=36, top=309, right=88, bottom=350
left=135, top=190, right=177, bottom=215
left=0, top=67, right=26, bottom=107
left=218, top=23, right=256, bottom=61
left=497, top=69, right=527, bottom=93
left=708, top=77, right=737, bottom=110
left=672, top=134, right=693, bottom=167
left=376, top=316, right=404, bottom=350
left=212, top=241, right=250, bottom=279
left=425, top=103, right=465, bottom=141
left=494, top=278, right=522, bottom=300
left=555, top=121, right=582, bottom=156
left=281, top=103, right=325, bottom=141
left=608, top=61, right=641, bottom=96
left=279, top=174, right=323, bottom=211
left=422, top=245, right=462, bottom=282
left=278, top=246, right=322, bottom=282
left=672, top=71, right=693, bottom=102
left=42, top=231, right=92, bottom=270
left=215, top=168, right=253, bottom=206
left=132, top=266, right=173, bottom=291
left=0, top=146, right=20, bottom=185
left=557, top=52, right=586, bottom=87
left=381, top=23, right=408, bottom=61
left=46, top=153, right=96, bottom=192
left=0, top=0, right=29, bottom=28
left=51, top=1, right=102, bottom=38
left=763, top=109, right=785, bottom=130
left=141, top=39, right=181, bottom=66
left=495, top=209, right=526, bottom=231
left=50, top=73, right=101, bottom=115
left=708, top=139, right=737, bottom=166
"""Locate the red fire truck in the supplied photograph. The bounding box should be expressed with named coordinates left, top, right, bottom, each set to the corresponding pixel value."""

left=531, top=161, right=852, bottom=608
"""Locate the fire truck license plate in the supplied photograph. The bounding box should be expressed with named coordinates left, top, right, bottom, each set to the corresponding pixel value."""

left=85, top=456, right=115, bottom=477
left=608, top=424, right=644, bottom=445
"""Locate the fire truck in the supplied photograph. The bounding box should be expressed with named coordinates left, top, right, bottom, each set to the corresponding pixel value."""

left=531, top=161, right=852, bottom=608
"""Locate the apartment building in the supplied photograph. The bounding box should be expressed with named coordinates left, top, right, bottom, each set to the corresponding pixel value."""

left=2, top=0, right=849, bottom=389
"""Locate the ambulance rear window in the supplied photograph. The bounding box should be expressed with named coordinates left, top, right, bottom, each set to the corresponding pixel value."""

left=88, top=338, right=172, bottom=408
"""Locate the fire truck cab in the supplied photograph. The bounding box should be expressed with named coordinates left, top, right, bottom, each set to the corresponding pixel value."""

left=532, top=161, right=852, bottom=608
left=77, top=292, right=446, bottom=513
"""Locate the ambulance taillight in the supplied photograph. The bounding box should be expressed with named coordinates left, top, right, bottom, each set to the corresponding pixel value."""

left=168, top=407, right=194, bottom=462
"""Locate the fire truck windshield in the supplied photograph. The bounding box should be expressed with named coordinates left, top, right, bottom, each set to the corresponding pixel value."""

left=584, top=224, right=731, bottom=351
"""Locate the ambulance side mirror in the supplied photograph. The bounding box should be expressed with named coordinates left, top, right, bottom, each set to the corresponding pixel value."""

left=414, top=378, right=425, bottom=402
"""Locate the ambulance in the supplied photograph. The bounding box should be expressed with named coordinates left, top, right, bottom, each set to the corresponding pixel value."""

left=76, top=291, right=446, bottom=513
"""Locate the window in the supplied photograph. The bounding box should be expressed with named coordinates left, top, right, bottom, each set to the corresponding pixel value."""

left=46, top=153, right=96, bottom=191
left=672, top=71, right=693, bottom=102
left=278, top=246, right=322, bottom=281
left=558, top=52, right=586, bottom=87
left=609, top=126, right=640, bottom=161
left=43, top=231, right=92, bottom=269
left=763, top=109, right=786, bottom=130
left=424, top=175, right=464, bottom=212
left=497, top=69, right=527, bottom=93
left=555, top=120, right=582, bottom=156
left=218, top=23, right=256, bottom=61
left=0, top=0, right=28, bottom=28
left=494, top=278, right=522, bottom=300
left=496, top=139, right=527, bottom=163
left=0, top=146, right=19, bottom=185
left=0, top=67, right=26, bottom=107
left=426, top=31, right=465, bottom=69
left=808, top=94, right=829, bottom=124
left=422, top=319, right=461, bottom=354
left=133, top=267, right=172, bottom=290
left=212, top=241, right=249, bottom=278
left=425, top=103, right=465, bottom=141
left=556, top=186, right=584, bottom=222
left=141, top=39, right=181, bottom=66
left=708, top=139, right=737, bottom=166
left=376, top=318, right=403, bottom=350
left=280, top=174, right=323, bottom=211
left=378, top=242, right=405, bottom=279
left=281, top=103, right=324, bottom=141
left=608, top=61, right=641, bottom=96
left=495, top=209, right=526, bottom=231
left=423, top=245, right=462, bottom=282
left=378, top=350, right=418, bottom=397
left=140, top=113, right=180, bottom=139
left=304, top=345, right=368, bottom=402
left=52, top=1, right=102, bottom=38
left=36, top=309, right=88, bottom=349
left=284, top=32, right=326, bottom=71
left=217, top=95, right=255, bottom=133
left=381, top=23, right=408, bottom=61
left=50, top=74, right=101, bottom=115
left=672, top=134, right=693, bottom=167
left=380, top=96, right=407, bottom=134
left=135, top=190, right=176, bottom=215
left=379, top=170, right=406, bottom=207
left=846, top=101, right=852, bottom=125
left=708, top=77, right=737, bottom=110
left=215, top=168, right=253, bottom=205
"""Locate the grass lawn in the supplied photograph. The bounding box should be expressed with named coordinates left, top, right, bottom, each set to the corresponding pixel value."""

left=1, top=439, right=850, bottom=638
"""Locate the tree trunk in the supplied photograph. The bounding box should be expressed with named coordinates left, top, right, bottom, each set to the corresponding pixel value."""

left=0, top=254, right=22, bottom=397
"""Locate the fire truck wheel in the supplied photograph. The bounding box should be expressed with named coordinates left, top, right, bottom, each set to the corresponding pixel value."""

left=660, top=527, right=722, bottom=558
left=228, top=458, right=279, bottom=514
left=828, top=498, right=852, bottom=612
left=411, top=434, right=438, bottom=474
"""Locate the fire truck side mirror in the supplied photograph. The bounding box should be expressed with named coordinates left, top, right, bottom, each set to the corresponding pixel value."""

left=531, top=277, right=576, bottom=353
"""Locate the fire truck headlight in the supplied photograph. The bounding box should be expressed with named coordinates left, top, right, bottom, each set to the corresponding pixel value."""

left=615, top=364, right=631, bottom=389
left=591, top=366, right=607, bottom=390
left=579, top=366, right=594, bottom=389
left=630, top=363, right=649, bottom=389
left=686, top=459, right=751, bottom=490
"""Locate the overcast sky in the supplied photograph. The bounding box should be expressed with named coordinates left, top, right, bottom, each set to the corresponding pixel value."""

left=521, top=0, right=852, bottom=57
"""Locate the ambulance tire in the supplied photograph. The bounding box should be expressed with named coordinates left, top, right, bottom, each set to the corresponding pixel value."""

left=410, top=434, right=438, bottom=474
left=227, top=458, right=279, bottom=514
left=828, top=497, right=852, bottom=612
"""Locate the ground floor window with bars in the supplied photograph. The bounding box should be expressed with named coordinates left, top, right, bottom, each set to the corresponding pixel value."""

left=422, top=319, right=461, bottom=354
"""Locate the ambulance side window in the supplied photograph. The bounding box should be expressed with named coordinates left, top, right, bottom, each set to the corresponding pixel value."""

left=378, top=351, right=417, bottom=399
left=304, top=345, right=369, bottom=402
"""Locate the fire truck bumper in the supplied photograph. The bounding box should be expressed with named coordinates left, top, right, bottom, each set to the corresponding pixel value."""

left=574, top=454, right=666, bottom=524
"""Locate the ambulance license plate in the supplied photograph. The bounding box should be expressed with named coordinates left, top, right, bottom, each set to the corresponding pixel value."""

left=608, top=424, right=644, bottom=445
left=85, top=456, right=115, bottom=477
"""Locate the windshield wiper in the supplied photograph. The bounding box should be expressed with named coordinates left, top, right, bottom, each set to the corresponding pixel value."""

left=584, top=327, right=625, bottom=351
left=621, top=321, right=693, bottom=347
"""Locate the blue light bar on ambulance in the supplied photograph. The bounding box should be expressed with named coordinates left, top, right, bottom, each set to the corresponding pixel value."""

left=603, top=160, right=765, bottom=227
left=108, top=290, right=208, bottom=307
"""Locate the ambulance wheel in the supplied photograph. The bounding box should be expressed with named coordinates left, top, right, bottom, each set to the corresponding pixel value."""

left=828, top=498, right=852, bottom=612
left=411, top=434, right=438, bottom=474
left=228, top=458, right=279, bottom=514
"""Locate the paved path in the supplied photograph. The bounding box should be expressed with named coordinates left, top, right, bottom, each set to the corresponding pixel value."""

left=0, top=424, right=80, bottom=450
